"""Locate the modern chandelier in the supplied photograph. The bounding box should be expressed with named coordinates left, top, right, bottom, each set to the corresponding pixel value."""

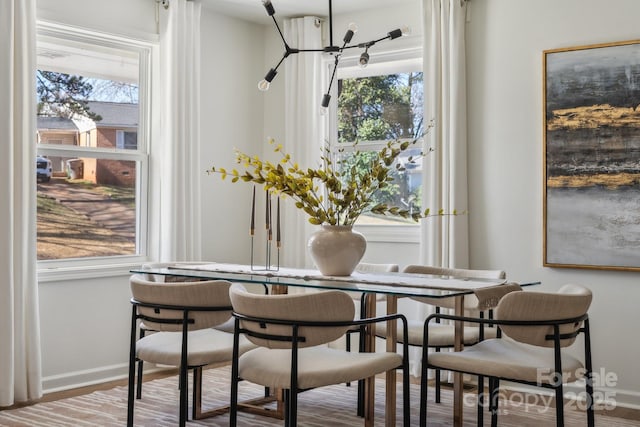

left=258, top=0, right=409, bottom=108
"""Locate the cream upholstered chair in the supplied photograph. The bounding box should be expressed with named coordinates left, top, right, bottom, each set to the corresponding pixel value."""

left=420, top=284, right=594, bottom=427
left=228, top=283, right=410, bottom=427
left=126, top=274, right=254, bottom=427
left=376, top=265, right=508, bottom=405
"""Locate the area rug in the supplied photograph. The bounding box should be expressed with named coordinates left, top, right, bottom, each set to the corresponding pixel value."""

left=0, top=367, right=632, bottom=426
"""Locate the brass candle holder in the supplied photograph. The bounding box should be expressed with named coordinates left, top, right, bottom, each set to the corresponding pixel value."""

left=250, top=186, right=280, bottom=271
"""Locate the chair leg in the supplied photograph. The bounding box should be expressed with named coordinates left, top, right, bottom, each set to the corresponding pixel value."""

left=419, top=352, right=429, bottom=427
left=356, top=325, right=366, bottom=416
left=356, top=379, right=365, bottom=416
left=477, top=375, right=484, bottom=427
left=230, top=361, right=239, bottom=426
left=489, top=377, right=499, bottom=427
left=403, top=365, right=410, bottom=427
left=136, top=328, right=146, bottom=399
left=586, top=378, right=595, bottom=427
left=435, top=368, right=442, bottom=403
left=178, top=365, right=187, bottom=427
left=584, top=319, right=595, bottom=427
left=127, top=361, right=136, bottom=426
left=346, top=332, right=352, bottom=387
left=192, top=366, right=202, bottom=420
left=555, top=383, right=565, bottom=427
left=290, top=389, right=298, bottom=427
left=434, top=346, right=442, bottom=404
left=127, top=307, right=138, bottom=427
left=283, top=390, right=291, bottom=427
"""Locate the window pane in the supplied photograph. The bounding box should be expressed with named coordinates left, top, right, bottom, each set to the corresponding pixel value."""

left=333, top=146, right=423, bottom=225
left=338, top=72, right=423, bottom=143
left=36, top=28, right=146, bottom=261
left=36, top=160, right=138, bottom=260
left=336, top=71, right=423, bottom=225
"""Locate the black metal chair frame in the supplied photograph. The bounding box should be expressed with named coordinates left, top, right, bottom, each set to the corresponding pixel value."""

left=126, top=298, right=233, bottom=427
left=419, top=312, right=594, bottom=427
left=229, top=311, right=412, bottom=427
left=349, top=293, right=497, bottom=417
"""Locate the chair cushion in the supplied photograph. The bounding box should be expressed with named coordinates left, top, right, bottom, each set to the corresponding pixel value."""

left=238, top=346, right=403, bottom=390
left=376, top=320, right=498, bottom=347
left=136, top=328, right=254, bottom=367
left=428, top=338, right=586, bottom=384
left=213, top=317, right=236, bottom=334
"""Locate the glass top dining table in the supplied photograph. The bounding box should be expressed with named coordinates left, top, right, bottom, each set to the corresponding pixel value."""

left=131, top=262, right=540, bottom=427
left=131, top=262, right=518, bottom=298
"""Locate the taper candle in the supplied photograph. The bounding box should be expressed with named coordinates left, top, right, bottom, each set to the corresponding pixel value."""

left=265, top=189, right=269, bottom=230
left=250, top=186, right=256, bottom=236
left=268, top=193, right=273, bottom=241
left=276, top=197, right=281, bottom=246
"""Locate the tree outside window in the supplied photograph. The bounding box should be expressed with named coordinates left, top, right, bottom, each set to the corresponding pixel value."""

left=335, top=71, right=424, bottom=225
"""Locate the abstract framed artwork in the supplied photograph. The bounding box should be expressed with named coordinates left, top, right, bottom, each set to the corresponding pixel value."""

left=543, top=39, right=640, bottom=271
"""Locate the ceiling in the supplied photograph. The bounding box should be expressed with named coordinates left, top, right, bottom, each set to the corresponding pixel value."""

left=201, top=0, right=416, bottom=23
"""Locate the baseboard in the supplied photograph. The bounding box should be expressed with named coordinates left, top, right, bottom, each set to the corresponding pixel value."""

left=41, top=363, right=168, bottom=395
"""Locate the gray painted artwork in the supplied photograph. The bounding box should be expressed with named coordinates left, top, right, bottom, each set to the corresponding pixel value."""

left=544, top=40, right=640, bottom=270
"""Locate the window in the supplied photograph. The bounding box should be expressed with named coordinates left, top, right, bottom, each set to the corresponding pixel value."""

left=116, top=130, right=138, bottom=150
left=36, top=23, right=151, bottom=266
left=331, top=53, right=423, bottom=228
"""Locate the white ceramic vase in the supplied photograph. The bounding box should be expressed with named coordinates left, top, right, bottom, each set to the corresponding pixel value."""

left=307, top=224, right=367, bottom=276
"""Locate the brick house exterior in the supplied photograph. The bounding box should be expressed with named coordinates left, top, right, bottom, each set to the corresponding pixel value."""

left=37, top=101, right=138, bottom=187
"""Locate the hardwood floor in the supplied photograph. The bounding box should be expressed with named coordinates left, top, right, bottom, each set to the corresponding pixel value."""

left=3, top=369, right=639, bottom=424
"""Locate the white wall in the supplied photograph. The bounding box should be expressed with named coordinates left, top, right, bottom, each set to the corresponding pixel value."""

left=466, top=0, right=640, bottom=407
left=199, top=8, right=266, bottom=264
left=37, top=0, right=157, bottom=39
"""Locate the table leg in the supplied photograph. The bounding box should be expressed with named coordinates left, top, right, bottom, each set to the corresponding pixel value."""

left=385, top=295, right=398, bottom=427
left=453, top=295, right=465, bottom=427
left=363, top=293, right=377, bottom=427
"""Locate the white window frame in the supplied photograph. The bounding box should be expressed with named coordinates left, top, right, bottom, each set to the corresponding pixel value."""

left=36, top=21, right=154, bottom=280
left=326, top=46, right=423, bottom=243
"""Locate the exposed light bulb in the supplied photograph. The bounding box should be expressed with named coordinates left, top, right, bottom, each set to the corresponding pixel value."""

left=388, top=28, right=403, bottom=39
left=343, top=23, right=358, bottom=44
left=359, top=51, right=370, bottom=68
left=321, top=93, right=331, bottom=108
left=258, top=79, right=271, bottom=91
left=401, top=25, right=411, bottom=36
left=262, top=0, right=275, bottom=16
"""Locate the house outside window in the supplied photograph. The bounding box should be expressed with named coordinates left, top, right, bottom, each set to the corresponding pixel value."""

left=36, top=22, right=151, bottom=267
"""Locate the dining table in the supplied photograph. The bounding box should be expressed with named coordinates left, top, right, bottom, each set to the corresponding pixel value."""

left=131, top=262, right=539, bottom=427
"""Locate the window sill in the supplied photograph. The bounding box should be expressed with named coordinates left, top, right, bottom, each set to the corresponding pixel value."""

left=353, top=224, right=420, bottom=244
left=37, top=258, right=145, bottom=283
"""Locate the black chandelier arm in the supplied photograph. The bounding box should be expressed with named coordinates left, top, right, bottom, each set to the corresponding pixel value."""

left=260, top=0, right=407, bottom=106
left=322, top=54, right=341, bottom=108
left=270, top=15, right=291, bottom=52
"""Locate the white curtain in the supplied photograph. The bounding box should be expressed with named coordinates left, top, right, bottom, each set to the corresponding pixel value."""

left=409, top=0, right=469, bottom=377
left=0, top=0, right=43, bottom=406
left=157, top=0, right=202, bottom=262
left=421, top=0, right=469, bottom=268
left=281, top=17, right=324, bottom=269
